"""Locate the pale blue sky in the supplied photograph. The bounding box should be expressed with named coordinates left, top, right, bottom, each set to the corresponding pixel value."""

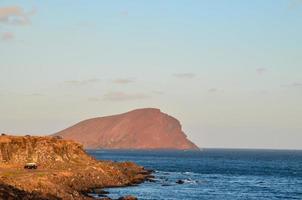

left=1, top=1, right=302, bottom=149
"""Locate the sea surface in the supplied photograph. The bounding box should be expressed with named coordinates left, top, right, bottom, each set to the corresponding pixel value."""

left=87, top=149, right=302, bottom=200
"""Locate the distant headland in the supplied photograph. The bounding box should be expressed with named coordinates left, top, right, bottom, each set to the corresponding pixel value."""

left=53, top=108, right=199, bottom=150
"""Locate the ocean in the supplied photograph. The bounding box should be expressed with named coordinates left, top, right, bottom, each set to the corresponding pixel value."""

left=87, top=149, right=302, bottom=200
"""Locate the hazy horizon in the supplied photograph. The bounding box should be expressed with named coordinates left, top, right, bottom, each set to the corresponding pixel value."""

left=1, top=0, right=302, bottom=150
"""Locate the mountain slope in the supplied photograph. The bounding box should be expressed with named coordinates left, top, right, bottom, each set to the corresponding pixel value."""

left=54, top=108, right=199, bottom=150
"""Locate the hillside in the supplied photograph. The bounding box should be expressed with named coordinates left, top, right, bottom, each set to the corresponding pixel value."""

left=0, top=135, right=92, bottom=168
left=0, top=135, right=152, bottom=200
left=54, top=108, right=199, bottom=150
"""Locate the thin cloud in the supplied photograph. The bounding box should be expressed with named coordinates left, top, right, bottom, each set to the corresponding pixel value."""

left=75, top=21, right=95, bottom=28
left=256, top=68, right=267, bottom=75
left=208, top=88, right=219, bottom=93
left=64, top=78, right=100, bottom=86
left=288, top=0, right=302, bottom=9
left=1, top=32, right=14, bottom=41
left=152, top=90, right=165, bottom=95
left=208, top=88, right=224, bottom=93
left=0, top=6, right=35, bottom=26
left=113, top=78, right=134, bottom=84
left=281, top=82, right=302, bottom=88
left=88, top=97, right=100, bottom=102
left=22, top=93, right=45, bottom=97
left=120, top=10, right=129, bottom=17
left=258, top=90, right=269, bottom=95
left=173, top=73, right=196, bottom=79
left=103, top=92, right=149, bottom=101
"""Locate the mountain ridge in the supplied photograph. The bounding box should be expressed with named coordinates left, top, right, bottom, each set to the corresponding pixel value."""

left=54, top=108, right=199, bottom=150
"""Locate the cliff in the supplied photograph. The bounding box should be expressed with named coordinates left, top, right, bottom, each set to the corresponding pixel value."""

left=0, top=135, right=92, bottom=168
left=0, top=135, right=152, bottom=200
left=54, top=108, right=199, bottom=150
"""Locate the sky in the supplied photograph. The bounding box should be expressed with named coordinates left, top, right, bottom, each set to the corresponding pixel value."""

left=0, top=0, right=302, bottom=149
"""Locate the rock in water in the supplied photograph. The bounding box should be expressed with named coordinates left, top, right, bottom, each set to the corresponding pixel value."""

left=118, top=195, right=138, bottom=200
left=53, top=108, right=199, bottom=150
left=176, top=180, right=185, bottom=184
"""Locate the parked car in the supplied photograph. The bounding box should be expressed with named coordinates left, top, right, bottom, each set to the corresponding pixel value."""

left=24, top=162, right=38, bottom=169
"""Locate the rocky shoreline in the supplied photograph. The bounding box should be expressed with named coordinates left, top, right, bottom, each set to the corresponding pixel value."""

left=84, top=168, right=155, bottom=200
left=0, top=135, right=153, bottom=200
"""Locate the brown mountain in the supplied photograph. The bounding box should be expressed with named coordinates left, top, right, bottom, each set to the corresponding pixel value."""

left=54, top=108, right=199, bottom=150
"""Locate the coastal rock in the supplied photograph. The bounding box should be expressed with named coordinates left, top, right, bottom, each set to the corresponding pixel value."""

left=54, top=108, right=199, bottom=150
left=146, top=178, right=156, bottom=183
left=176, top=180, right=185, bottom=184
left=0, top=183, right=60, bottom=200
left=161, top=184, right=172, bottom=186
left=93, top=189, right=109, bottom=195
left=0, top=135, right=152, bottom=200
left=117, top=195, right=138, bottom=200
left=0, top=135, right=92, bottom=168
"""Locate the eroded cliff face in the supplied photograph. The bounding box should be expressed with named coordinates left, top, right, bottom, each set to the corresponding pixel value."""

left=0, top=135, right=152, bottom=200
left=54, top=108, right=199, bottom=150
left=0, top=135, right=92, bottom=168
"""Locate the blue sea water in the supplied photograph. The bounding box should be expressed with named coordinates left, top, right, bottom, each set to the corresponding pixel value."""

left=87, top=149, right=302, bottom=200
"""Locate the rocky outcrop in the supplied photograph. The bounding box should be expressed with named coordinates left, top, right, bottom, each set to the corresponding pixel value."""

left=0, top=183, right=60, bottom=200
left=0, top=135, right=152, bottom=200
left=117, top=196, right=137, bottom=200
left=54, top=108, right=199, bottom=150
left=0, top=135, right=92, bottom=168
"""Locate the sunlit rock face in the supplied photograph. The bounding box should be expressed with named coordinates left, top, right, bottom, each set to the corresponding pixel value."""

left=0, top=135, right=152, bottom=200
left=0, top=135, right=91, bottom=167
left=54, top=108, right=199, bottom=150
